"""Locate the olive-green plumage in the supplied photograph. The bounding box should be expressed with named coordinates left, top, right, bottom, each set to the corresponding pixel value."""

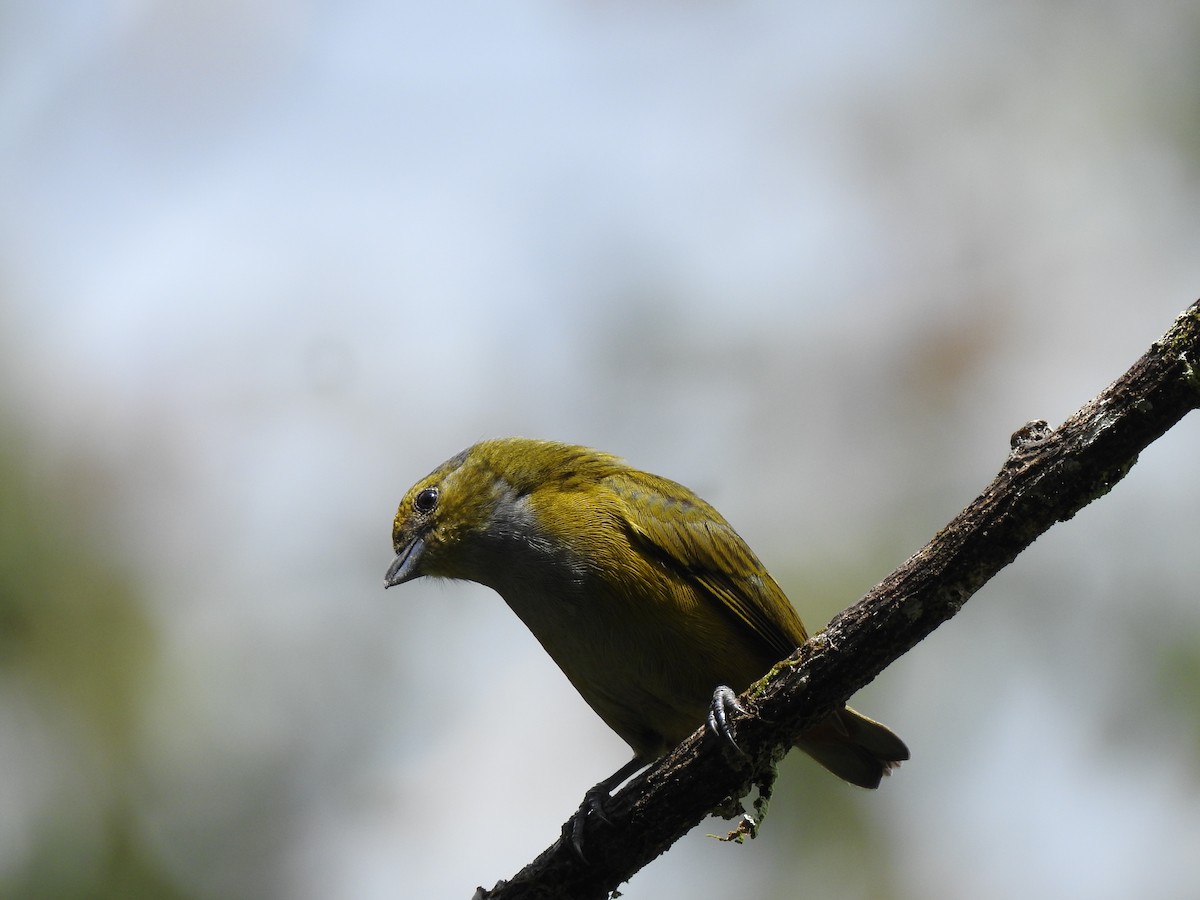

left=386, top=438, right=907, bottom=792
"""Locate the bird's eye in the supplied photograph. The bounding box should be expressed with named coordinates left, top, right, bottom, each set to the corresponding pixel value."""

left=413, top=487, right=439, bottom=514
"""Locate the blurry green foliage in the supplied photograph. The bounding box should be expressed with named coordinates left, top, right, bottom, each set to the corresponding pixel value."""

left=1154, top=633, right=1200, bottom=761
left=0, top=434, right=194, bottom=899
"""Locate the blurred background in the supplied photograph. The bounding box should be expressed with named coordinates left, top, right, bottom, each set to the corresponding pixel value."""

left=2, top=2, right=1199, bottom=898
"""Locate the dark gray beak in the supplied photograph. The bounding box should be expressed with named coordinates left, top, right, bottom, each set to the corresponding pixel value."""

left=384, top=536, right=425, bottom=587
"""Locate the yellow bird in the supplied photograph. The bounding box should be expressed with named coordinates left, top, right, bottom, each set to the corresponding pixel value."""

left=386, top=438, right=907, bottom=829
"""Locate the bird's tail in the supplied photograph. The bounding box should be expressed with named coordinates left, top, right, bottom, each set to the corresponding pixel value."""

left=794, top=706, right=909, bottom=789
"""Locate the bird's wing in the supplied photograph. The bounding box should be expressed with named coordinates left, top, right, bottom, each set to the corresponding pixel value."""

left=614, top=472, right=808, bottom=660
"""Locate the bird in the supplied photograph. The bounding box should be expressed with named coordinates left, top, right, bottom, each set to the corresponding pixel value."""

left=385, top=438, right=907, bottom=843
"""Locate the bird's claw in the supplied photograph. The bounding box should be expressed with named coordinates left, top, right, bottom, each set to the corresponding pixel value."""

left=707, top=684, right=747, bottom=756
left=564, top=784, right=613, bottom=860
left=563, top=755, right=647, bottom=860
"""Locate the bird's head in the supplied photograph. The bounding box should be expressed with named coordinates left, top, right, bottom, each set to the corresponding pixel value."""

left=384, top=438, right=623, bottom=588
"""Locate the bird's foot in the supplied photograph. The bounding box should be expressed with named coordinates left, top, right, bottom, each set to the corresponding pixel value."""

left=706, top=684, right=747, bottom=756
left=563, top=783, right=612, bottom=860
left=562, top=756, right=646, bottom=861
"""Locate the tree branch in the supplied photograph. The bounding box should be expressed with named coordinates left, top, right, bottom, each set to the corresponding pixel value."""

left=476, top=300, right=1200, bottom=900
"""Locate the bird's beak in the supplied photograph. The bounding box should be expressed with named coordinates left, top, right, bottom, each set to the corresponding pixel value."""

left=384, top=535, right=425, bottom=587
